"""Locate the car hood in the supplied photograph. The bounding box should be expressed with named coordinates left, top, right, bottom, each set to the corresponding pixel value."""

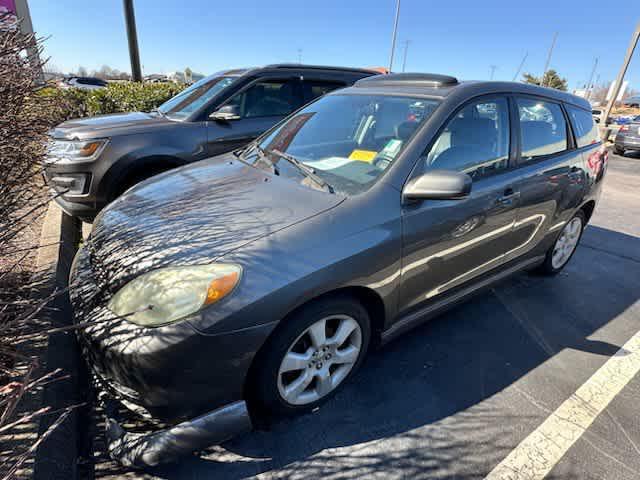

left=50, top=111, right=175, bottom=140
left=86, top=155, right=345, bottom=292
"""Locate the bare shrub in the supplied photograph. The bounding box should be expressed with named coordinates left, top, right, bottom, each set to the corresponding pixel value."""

left=0, top=16, right=72, bottom=478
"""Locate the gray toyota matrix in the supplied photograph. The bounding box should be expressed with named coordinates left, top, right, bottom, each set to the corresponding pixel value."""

left=69, top=74, right=607, bottom=467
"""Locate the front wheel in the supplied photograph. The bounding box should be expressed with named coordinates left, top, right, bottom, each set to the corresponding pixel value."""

left=250, top=296, right=371, bottom=417
left=536, top=211, right=585, bottom=275
left=613, top=145, right=625, bottom=156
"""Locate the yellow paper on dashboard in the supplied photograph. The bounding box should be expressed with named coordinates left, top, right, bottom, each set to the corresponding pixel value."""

left=348, top=149, right=377, bottom=163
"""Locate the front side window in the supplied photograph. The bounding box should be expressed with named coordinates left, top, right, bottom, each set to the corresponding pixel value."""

left=425, top=97, right=510, bottom=179
left=225, top=79, right=299, bottom=118
left=567, top=105, right=599, bottom=148
left=158, top=75, right=236, bottom=120
left=517, top=98, right=567, bottom=160
left=246, top=94, right=440, bottom=195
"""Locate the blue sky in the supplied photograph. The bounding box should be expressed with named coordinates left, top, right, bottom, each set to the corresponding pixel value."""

left=30, top=0, right=639, bottom=91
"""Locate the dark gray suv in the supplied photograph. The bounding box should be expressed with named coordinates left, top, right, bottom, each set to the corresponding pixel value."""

left=45, top=64, right=376, bottom=220
left=70, top=73, right=607, bottom=467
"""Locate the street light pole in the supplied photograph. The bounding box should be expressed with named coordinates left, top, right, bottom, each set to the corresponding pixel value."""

left=401, top=40, right=410, bottom=72
left=513, top=51, right=528, bottom=82
left=542, top=32, right=558, bottom=86
left=602, top=20, right=640, bottom=127
left=123, top=0, right=142, bottom=82
left=388, top=0, right=401, bottom=72
left=585, top=57, right=598, bottom=100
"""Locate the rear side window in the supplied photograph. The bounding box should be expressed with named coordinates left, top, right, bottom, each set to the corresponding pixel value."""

left=517, top=98, right=567, bottom=161
left=567, top=105, right=599, bottom=147
left=302, top=80, right=346, bottom=104
left=425, top=97, right=510, bottom=180
left=226, top=79, right=300, bottom=118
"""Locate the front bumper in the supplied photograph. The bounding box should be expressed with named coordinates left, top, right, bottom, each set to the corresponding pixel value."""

left=52, top=194, right=99, bottom=221
left=70, top=245, right=275, bottom=462
left=106, top=398, right=252, bottom=468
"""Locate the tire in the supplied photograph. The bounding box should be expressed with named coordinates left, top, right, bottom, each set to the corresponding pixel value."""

left=250, top=295, right=371, bottom=417
left=613, top=146, right=625, bottom=156
left=536, top=211, right=585, bottom=276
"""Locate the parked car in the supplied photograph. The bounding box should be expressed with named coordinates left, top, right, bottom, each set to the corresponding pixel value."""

left=614, top=118, right=640, bottom=156
left=69, top=74, right=606, bottom=467
left=623, top=95, right=640, bottom=108
left=45, top=64, right=377, bottom=221
left=58, top=76, right=108, bottom=91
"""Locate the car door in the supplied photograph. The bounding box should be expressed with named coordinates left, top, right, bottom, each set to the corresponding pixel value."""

left=505, top=96, right=587, bottom=262
left=206, top=77, right=302, bottom=156
left=399, top=96, right=523, bottom=314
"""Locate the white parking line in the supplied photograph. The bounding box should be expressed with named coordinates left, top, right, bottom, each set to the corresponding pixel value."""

left=485, top=328, right=640, bottom=480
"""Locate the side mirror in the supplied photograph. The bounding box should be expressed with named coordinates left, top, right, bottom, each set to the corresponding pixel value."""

left=210, top=104, right=241, bottom=122
left=403, top=169, right=472, bottom=201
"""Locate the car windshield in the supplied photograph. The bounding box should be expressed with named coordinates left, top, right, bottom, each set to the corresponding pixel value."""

left=157, top=75, right=236, bottom=120
left=247, top=94, right=440, bottom=195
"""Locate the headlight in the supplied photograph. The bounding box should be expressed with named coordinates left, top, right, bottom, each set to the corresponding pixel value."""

left=107, top=264, right=242, bottom=327
left=46, top=138, right=108, bottom=163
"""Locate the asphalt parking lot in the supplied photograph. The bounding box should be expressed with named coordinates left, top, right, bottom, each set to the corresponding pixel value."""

left=98, top=150, right=640, bottom=480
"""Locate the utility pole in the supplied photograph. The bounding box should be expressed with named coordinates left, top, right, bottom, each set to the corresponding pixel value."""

left=585, top=57, right=598, bottom=100
left=602, top=20, right=640, bottom=126
left=297, top=49, right=303, bottom=64
left=513, top=51, right=528, bottom=81
left=388, top=0, right=401, bottom=72
left=401, top=40, right=410, bottom=72
left=489, top=65, right=498, bottom=80
left=122, top=0, right=142, bottom=82
left=14, top=0, right=43, bottom=83
left=542, top=32, right=558, bottom=86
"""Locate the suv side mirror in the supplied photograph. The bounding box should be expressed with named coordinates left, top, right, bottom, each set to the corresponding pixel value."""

left=210, top=104, right=241, bottom=122
left=403, top=170, right=472, bottom=201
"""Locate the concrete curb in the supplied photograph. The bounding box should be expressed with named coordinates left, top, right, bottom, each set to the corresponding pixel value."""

left=32, top=203, right=87, bottom=480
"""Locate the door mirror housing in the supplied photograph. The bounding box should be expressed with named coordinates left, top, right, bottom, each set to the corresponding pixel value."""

left=403, top=170, right=472, bottom=201
left=210, top=104, right=241, bottom=122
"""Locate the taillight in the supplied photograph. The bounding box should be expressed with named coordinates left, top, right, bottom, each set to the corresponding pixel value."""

left=619, top=125, right=629, bottom=132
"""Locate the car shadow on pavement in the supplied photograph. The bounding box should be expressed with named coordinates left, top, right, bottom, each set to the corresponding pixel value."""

left=129, top=225, right=639, bottom=480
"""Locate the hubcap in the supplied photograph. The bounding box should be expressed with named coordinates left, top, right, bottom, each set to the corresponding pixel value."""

left=277, top=314, right=362, bottom=405
left=551, top=217, right=582, bottom=269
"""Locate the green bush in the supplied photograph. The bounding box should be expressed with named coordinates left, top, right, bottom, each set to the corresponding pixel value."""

left=37, top=81, right=187, bottom=122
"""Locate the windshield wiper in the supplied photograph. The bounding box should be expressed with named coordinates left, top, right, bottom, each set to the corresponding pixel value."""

left=269, top=148, right=334, bottom=193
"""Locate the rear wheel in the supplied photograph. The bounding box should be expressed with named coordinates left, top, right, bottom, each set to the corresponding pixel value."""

left=251, top=296, right=370, bottom=417
left=536, top=211, right=585, bottom=275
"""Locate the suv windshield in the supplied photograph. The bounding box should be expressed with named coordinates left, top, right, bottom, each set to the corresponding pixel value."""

left=157, top=75, right=236, bottom=120
left=248, top=94, right=440, bottom=195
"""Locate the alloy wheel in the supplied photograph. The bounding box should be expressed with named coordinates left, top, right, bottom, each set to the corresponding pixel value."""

left=551, top=217, right=582, bottom=269
left=277, top=314, right=362, bottom=406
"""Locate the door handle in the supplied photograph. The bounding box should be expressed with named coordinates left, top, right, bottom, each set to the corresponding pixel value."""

left=496, top=189, right=520, bottom=206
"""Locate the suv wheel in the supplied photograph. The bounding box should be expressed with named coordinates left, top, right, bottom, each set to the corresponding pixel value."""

left=537, top=211, right=585, bottom=275
left=251, top=296, right=370, bottom=417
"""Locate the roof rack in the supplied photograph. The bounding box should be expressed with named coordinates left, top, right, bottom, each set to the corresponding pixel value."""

left=355, top=73, right=459, bottom=88
left=263, top=64, right=380, bottom=74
